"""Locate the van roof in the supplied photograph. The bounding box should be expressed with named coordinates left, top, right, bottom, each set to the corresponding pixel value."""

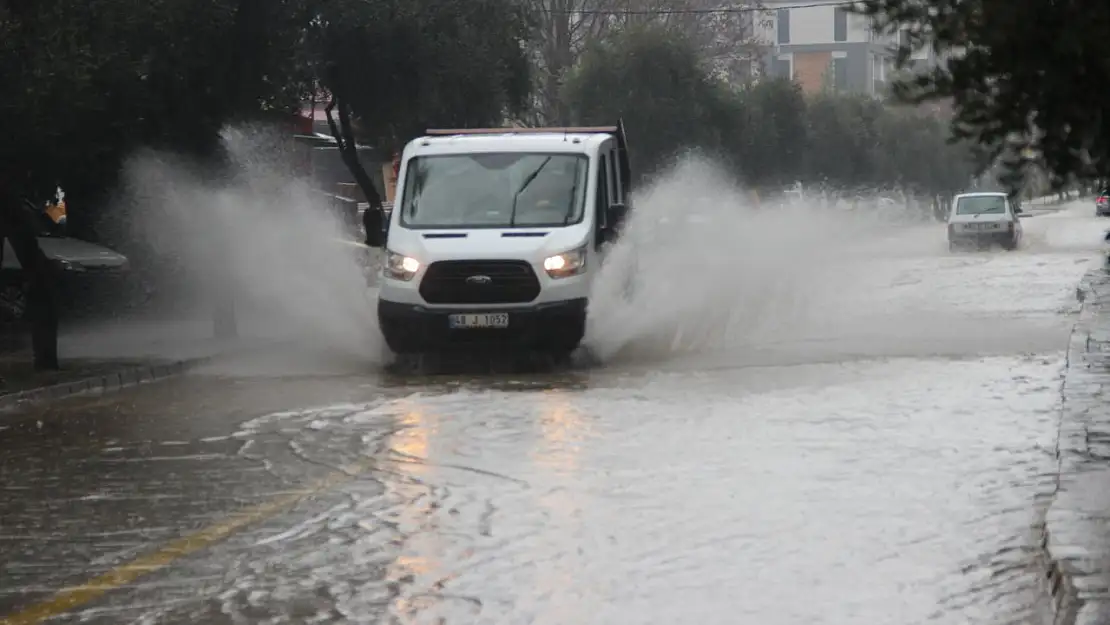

left=955, top=191, right=1007, bottom=198
left=426, top=126, right=619, bottom=136
left=409, top=131, right=612, bottom=156
left=407, top=122, right=633, bottom=192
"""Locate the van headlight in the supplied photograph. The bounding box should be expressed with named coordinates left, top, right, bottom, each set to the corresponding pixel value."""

left=384, top=250, right=421, bottom=281
left=543, top=245, right=587, bottom=279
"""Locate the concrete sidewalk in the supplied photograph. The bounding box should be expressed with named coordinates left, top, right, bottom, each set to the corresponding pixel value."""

left=57, top=315, right=248, bottom=361
left=0, top=314, right=278, bottom=410
left=1043, top=265, right=1110, bottom=625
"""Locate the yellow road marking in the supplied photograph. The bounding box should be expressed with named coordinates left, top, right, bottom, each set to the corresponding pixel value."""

left=0, top=461, right=373, bottom=625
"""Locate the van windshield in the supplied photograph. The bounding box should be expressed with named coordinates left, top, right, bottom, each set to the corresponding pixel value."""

left=956, top=195, right=1006, bottom=215
left=399, top=153, right=589, bottom=228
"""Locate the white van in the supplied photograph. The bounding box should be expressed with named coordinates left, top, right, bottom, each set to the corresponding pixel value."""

left=947, top=191, right=1023, bottom=251
left=368, top=124, right=632, bottom=357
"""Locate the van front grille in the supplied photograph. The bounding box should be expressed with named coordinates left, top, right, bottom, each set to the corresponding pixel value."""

left=419, top=260, right=541, bottom=304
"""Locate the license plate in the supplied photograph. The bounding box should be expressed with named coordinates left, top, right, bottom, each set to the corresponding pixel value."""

left=448, top=313, right=509, bottom=329
left=968, top=223, right=996, bottom=231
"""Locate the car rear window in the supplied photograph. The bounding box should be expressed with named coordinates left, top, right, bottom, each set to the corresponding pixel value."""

left=956, top=196, right=1006, bottom=215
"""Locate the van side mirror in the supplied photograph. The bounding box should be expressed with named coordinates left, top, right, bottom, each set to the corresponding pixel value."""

left=363, top=207, right=385, bottom=248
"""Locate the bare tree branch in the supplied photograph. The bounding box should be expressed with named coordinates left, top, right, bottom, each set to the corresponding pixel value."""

left=517, top=0, right=768, bottom=125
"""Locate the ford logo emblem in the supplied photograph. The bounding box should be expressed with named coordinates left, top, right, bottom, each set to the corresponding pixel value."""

left=466, top=275, right=493, bottom=285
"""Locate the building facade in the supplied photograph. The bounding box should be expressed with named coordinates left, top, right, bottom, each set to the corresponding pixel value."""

left=755, top=0, right=938, bottom=97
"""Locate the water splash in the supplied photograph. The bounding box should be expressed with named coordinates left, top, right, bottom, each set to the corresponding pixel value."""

left=585, top=155, right=931, bottom=364
left=119, top=124, right=387, bottom=365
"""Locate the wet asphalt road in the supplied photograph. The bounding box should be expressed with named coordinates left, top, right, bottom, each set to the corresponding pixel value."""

left=1, top=204, right=1107, bottom=625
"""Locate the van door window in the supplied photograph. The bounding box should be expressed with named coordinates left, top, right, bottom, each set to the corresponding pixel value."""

left=608, top=149, right=622, bottom=204
left=595, top=157, right=610, bottom=248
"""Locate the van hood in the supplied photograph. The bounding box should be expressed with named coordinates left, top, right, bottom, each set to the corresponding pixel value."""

left=390, top=228, right=588, bottom=262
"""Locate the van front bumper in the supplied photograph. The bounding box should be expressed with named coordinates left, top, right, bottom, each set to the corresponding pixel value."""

left=949, top=229, right=1017, bottom=249
left=377, top=298, right=588, bottom=354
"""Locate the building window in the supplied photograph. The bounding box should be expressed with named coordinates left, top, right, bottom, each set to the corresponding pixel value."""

left=777, top=9, right=790, bottom=44
left=774, top=56, right=792, bottom=79
left=834, top=8, right=848, bottom=42
left=872, top=53, right=885, bottom=81
left=833, top=57, right=848, bottom=91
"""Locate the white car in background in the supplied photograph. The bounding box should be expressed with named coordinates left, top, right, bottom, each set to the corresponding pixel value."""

left=947, top=191, right=1023, bottom=252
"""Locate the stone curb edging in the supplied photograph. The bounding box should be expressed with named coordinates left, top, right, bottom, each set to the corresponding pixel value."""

left=0, top=356, right=215, bottom=413
left=1041, top=265, right=1110, bottom=625
left=1040, top=506, right=1081, bottom=625
left=0, top=340, right=283, bottom=414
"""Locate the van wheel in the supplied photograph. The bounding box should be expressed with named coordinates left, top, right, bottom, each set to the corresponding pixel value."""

left=948, top=240, right=958, bottom=253
left=546, top=349, right=574, bottom=369
left=541, top=317, right=586, bottom=355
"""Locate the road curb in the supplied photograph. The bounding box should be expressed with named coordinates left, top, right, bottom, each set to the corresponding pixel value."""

left=0, top=340, right=280, bottom=413
left=1040, top=521, right=1081, bottom=625
left=1040, top=266, right=1110, bottom=625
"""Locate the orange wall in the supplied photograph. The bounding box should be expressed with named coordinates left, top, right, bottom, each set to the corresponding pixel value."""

left=793, top=51, right=833, bottom=94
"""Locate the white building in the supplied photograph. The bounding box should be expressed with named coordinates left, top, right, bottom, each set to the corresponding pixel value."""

left=755, top=0, right=938, bottom=97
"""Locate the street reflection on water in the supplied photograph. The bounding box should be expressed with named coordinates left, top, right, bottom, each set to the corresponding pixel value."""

left=227, top=355, right=1055, bottom=625
left=0, top=356, right=1062, bottom=625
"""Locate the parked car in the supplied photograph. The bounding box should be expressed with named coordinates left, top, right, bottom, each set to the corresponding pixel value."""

left=1096, top=188, right=1110, bottom=216
left=0, top=207, right=130, bottom=321
left=947, top=191, right=1023, bottom=251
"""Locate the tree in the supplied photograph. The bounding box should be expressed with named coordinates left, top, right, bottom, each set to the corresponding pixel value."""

left=0, top=0, right=146, bottom=368
left=521, top=0, right=766, bottom=125
left=734, top=78, right=809, bottom=189
left=643, top=0, right=767, bottom=83
left=313, top=0, right=531, bottom=152
left=0, top=0, right=539, bottom=366
left=0, top=0, right=313, bottom=366
left=564, top=25, right=740, bottom=179
left=855, top=0, right=1110, bottom=185
left=806, top=95, right=872, bottom=188
left=311, top=0, right=533, bottom=228
left=563, top=19, right=975, bottom=196
left=518, top=0, right=612, bottom=126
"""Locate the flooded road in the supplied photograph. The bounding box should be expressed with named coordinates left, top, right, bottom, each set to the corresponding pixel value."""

left=0, top=202, right=1105, bottom=624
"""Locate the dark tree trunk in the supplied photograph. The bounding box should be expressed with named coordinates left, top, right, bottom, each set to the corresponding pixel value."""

left=325, top=91, right=386, bottom=247
left=324, top=95, right=383, bottom=210
left=0, top=189, right=59, bottom=369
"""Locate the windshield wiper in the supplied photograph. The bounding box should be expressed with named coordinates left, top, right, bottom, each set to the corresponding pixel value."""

left=509, top=156, right=552, bottom=227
